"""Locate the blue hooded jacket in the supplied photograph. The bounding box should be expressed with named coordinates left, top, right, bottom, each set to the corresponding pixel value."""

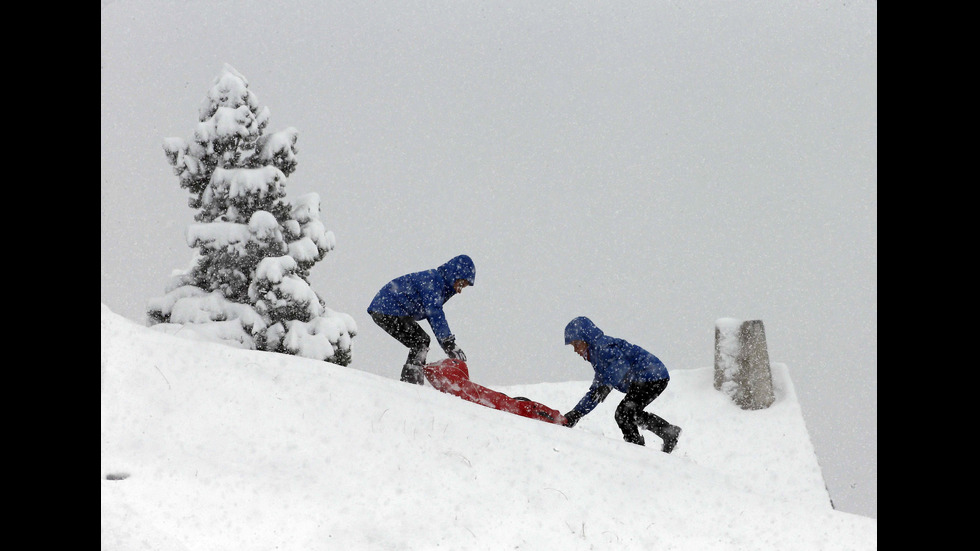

left=564, top=316, right=669, bottom=415
left=367, top=255, right=476, bottom=344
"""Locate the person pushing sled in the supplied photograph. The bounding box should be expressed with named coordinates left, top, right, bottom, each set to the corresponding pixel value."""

left=561, top=316, right=682, bottom=453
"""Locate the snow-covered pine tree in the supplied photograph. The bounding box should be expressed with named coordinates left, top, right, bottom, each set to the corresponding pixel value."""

left=147, top=64, right=356, bottom=366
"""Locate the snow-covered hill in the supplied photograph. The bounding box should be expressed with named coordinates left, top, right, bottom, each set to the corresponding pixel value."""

left=100, top=304, right=875, bottom=550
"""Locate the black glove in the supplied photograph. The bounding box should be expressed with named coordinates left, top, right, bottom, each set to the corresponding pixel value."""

left=563, top=410, right=583, bottom=428
left=441, top=337, right=467, bottom=362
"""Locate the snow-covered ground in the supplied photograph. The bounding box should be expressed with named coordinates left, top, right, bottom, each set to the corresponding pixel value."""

left=101, top=304, right=876, bottom=550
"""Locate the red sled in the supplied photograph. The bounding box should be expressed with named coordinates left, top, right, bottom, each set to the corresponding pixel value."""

left=423, top=358, right=567, bottom=426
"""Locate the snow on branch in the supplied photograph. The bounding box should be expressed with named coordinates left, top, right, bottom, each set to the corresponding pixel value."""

left=211, top=166, right=286, bottom=201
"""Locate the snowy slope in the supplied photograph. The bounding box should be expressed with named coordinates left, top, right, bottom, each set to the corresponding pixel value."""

left=100, top=305, right=875, bottom=550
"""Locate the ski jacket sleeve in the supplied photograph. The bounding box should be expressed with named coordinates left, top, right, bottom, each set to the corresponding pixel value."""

left=571, top=381, right=612, bottom=416
left=417, top=283, right=451, bottom=344
left=428, top=307, right=453, bottom=344
left=427, top=255, right=475, bottom=344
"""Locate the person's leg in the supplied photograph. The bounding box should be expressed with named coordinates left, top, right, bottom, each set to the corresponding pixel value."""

left=614, top=398, right=646, bottom=445
left=370, top=312, right=431, bottom=384
left=632, top=379, right=682, bottom=452
left=616, top=380, right=675, bottom=448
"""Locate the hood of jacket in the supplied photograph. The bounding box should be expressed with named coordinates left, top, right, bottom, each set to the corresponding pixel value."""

left=436, top=254, right=476, bottom=287
left=564, top=316, right=604, bottom=346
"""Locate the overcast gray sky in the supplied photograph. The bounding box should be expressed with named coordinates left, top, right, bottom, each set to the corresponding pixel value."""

left=101, top=0, right=876, bottom=518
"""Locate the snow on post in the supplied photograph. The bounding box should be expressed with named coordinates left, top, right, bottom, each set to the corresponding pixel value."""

left=713, top=318, right=775, bottom=410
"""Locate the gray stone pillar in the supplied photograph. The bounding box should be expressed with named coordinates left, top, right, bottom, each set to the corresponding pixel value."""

left=714, top=318, right=775, bottom=410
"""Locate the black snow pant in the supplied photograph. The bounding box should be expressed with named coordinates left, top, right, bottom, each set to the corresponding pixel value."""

left=615, top=379, right=672, bottom=446
left=370, top=312, right=431, bottom=384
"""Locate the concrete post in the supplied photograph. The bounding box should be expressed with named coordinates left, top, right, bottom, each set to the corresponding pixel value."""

left=714, top=318, right=775, bottom=410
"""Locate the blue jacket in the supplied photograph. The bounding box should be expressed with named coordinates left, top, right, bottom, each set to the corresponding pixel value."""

left=565, top=316, right=669, bottom=415
left=367, top=255, right=476, bottom=344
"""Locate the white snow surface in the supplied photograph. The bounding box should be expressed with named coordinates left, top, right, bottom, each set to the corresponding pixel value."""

left=101, top=304, right=875, bottom=550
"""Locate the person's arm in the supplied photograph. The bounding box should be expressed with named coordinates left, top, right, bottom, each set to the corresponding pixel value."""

left=563, top=381, right=612, bottom=427
left=419, top=277, right=452, bottom=342
left=421, top=288, right=466, bottom=361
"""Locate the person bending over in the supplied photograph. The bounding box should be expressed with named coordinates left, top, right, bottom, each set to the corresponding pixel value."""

left=562, top=316, right=681, bottom=453
left=367, top=255, right=475, bottom=385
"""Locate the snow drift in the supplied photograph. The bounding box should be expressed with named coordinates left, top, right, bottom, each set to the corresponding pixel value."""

left=101, top=304, right=875, bottom=550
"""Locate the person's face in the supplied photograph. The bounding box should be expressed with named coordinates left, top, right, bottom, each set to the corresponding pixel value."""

left=570, top=340, right=589, bottom=361
left=453, top=279, right=471, bottom=294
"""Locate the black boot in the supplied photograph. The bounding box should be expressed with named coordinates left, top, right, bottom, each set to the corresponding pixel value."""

left=407, top=345, right=429, bottom=367
left=400, top=363, right=424, bottom=385
left=637, top=412, right=680, bottom=453
left=660, top=425, right=681, bottom=453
